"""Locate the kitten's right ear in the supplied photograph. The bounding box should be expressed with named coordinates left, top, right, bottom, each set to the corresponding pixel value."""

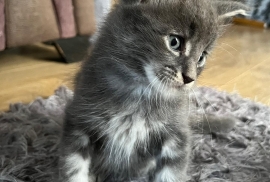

left=215, top=0, right=251, bottom=20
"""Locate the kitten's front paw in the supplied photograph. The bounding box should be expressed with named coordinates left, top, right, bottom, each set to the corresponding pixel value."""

left=215, top=115, right=237, bottom=133
left=190, top=114, right=238, bottom=134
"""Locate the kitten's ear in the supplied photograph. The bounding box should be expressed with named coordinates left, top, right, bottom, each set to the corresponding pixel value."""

left=215, top=0, right=251, bottom=20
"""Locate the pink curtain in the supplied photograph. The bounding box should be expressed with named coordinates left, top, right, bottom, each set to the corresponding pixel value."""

left=5, top=0, right=60, bottom=48
left=73, top=0, right=96, bottom=36
left=53, top=0, right=76, bottom=38
left=0, top=0, right=5, bottom=50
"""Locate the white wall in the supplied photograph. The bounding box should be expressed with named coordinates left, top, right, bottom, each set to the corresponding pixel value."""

left=94, top=0, right=111, bottom=25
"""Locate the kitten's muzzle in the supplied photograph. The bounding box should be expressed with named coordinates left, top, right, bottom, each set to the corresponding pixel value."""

left=161, top=66, right=195, bottom=87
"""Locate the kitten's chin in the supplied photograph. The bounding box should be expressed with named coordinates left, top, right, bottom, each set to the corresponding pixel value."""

left=149, top=80, right=194, bottom=100
left=148, top=76, right=194, bottom=99
left=166, top=81, right=195, bottom=94
left=172, top=81, right=195, bottom=90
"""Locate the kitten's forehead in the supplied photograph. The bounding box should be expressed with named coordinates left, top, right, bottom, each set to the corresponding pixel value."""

left=143, top=0, right=219, bottom=40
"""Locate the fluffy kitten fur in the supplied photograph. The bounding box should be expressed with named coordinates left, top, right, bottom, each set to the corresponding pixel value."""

left=58, top=0, right=248, bottom=181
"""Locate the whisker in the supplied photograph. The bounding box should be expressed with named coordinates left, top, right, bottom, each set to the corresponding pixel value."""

left=190, top=89, right=204, bottom=134
left=192, top=89, right=213, bottom=146
left=220, top=42, right=238, bottom=52
left=163, top=79, right=171, bottom=116
left=149, top=73, right=161, bottom=106
left=159, top=77, right=167, bottom=113
left=155, top=78, right=163, bottom=109
left=147, top=77, right=160, bottom=112
left=135, top=77, right=159, bottom=107
left=200, top=94, right=218, bottom=113
left=164, top=79, right=170, bottom=109
left=213, top=45, right=234, bottom=57
left=187, top=90, right=191, bottom=121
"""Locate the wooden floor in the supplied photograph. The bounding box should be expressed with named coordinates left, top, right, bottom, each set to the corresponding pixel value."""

left=0, top=25, right=270, bottom=111
left=199, top=25, right=270, bottom=105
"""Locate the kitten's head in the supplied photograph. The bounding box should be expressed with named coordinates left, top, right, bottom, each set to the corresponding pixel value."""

left=100, top=0, right=249, bottom=95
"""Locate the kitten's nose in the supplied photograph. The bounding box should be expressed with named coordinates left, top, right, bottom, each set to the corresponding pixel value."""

left=182, top=73, right=194, bottom=84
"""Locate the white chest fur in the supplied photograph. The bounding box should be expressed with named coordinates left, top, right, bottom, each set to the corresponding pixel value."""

left=103, top=111, right=163, bottom=168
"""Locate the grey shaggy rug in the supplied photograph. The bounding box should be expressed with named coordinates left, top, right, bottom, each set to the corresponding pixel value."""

left=0, top=87, right=270, bottom=182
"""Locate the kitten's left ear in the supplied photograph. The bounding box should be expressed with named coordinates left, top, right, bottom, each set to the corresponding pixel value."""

left=215, top=0, right=251, bottom=20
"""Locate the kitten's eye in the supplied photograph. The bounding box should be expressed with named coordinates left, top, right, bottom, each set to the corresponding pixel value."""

left=197, top=52, right=206, bottom=67
left=169, top=35, right=184, bottom=51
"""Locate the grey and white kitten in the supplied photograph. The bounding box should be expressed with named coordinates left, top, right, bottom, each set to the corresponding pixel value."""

left=59, top=0, right=248, bottom=182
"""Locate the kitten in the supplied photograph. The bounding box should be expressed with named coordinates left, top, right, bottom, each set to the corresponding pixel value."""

left=58, top=0, right=248, bottom=182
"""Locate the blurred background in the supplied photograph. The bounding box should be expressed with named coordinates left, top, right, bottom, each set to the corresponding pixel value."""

left=0, top=0, right=269, bottom=111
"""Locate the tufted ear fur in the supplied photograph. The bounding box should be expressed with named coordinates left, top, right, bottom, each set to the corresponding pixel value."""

left=215, top=0, right=251, bottom=20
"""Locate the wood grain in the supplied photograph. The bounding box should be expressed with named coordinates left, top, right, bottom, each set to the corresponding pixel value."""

left=0, top=44, right=79, bottom=111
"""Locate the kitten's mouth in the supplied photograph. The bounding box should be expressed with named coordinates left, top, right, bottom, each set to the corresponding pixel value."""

left=144, top=64, right=194, bottom=93
left=156, top=74, right=184, bottom=89
left=156, top=66, right=183, bottom=88
left=156, top=66, right=195, bottom=89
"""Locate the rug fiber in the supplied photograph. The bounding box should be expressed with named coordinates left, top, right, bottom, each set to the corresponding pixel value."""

left=0, top=87, right=269, bottom=182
